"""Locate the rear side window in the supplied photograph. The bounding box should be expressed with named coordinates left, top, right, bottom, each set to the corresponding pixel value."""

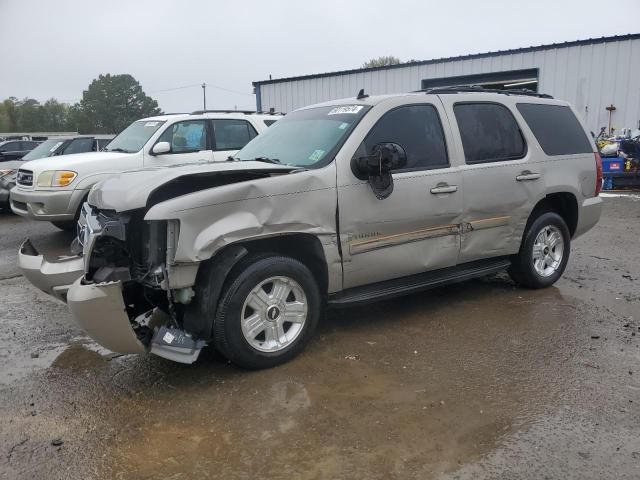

left=517, top=103, right=592, bottom=156
left=454, top=103, right=526, bottom=164
left=0, top=142, right=19, bottom=151
left=213, top=120, right=258, bottom=150
left=362, top=104, right=449, bottom=170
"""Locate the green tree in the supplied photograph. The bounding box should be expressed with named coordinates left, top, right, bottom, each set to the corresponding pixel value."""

left=78, top=74, right=162, bottom=134
left=40, top=99, right=69, bottom=131
left=17, top=98, right=44, bottom=131
left=0, top=98, right=19, bottom=131
left=64, top=104, right=87, bottom=133
left=362, top=56, right=401, bottom=68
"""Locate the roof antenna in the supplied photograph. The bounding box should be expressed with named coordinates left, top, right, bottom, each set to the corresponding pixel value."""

left=356, top=88, right=369, bottom=100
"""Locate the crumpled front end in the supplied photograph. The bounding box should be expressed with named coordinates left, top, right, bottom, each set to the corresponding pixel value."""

left=67, top=204, right=205, bottom=362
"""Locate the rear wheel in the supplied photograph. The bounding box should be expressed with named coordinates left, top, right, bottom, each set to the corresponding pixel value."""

left=509, top=212, right=570, bottom=289
left=213, top=255, right=321, bottom=369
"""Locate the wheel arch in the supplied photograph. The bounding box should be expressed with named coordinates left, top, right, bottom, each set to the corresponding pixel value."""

left=183, top=233, right=330, bottom=341
left=527, top=191, right=578, bottom=237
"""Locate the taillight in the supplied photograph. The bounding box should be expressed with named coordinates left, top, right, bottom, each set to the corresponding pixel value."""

left=594, top=152, right=603, bottom=196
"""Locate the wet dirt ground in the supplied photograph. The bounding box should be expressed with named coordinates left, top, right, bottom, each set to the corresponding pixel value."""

left=1, top=196, right=639, bottom=479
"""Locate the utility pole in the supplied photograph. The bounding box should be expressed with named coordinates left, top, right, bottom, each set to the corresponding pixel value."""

left=202, top=83, right=207, bottom=110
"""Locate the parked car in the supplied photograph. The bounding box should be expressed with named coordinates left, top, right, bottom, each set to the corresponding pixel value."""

left=0, top=135, right=114, bottom=212
left=0, top=140, right=40, bottom=161
left=18, top=89, right=602, bottom=368
left=10, top=112, right=280, bottom=230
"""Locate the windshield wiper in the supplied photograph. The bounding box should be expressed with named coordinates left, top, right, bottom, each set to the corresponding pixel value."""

left=227, top=156, right=239, bottom=162
left=106, top=147, right=132, bottom=153
left=251, top=156, right=281, bottom=164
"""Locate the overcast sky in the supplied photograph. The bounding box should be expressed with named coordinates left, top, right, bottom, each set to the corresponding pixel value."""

left=1, top=0, right=639, bottom=113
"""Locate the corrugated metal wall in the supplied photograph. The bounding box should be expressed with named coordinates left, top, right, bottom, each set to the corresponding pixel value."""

left=257, top=37, right=640, bottom=132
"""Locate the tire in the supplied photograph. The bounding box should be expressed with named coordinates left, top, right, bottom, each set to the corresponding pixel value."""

left=51, top=220, right=76, bottom=232
left=213, top=255, right=321, bottom=369
left=508, top=212, right=570, bottom=289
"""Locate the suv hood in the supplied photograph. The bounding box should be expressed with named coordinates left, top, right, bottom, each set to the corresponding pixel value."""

left=18, top=151, right=135, bottom=176
left=88, top=161, right=297, bottom=212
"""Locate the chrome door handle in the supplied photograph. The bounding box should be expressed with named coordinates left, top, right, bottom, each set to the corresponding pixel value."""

left=430, top=184, right=458, bottom=194
left=516, top=172, right=541, bottom=181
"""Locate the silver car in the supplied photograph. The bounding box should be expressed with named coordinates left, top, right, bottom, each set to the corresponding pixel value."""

left=19, top=89, right=603, bottom=368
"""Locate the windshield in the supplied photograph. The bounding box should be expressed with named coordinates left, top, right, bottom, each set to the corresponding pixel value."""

left=21, top=139, right=66, bottom=160
left=105, top=120, right=165, bottom=153
left=235, top=105, right=370, bottom=167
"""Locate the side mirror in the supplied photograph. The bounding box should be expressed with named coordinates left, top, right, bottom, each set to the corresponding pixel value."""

left=351, top=143, right=407, bottom=199
left=151, top=141, right=171, bottom=155
left=352, top=143, right=407, bottom=179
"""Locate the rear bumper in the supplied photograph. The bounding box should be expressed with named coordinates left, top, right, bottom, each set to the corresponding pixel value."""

left=67, top=278, right=147, bottom=354
left=574, top=196, right=603, bottom=239
left=17, top=239, right=85, bottom=302
left=10, top=187, right=87, bottom=221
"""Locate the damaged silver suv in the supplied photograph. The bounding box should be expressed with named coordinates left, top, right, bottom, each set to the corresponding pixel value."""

left=19, top=88, right=603, bottom=368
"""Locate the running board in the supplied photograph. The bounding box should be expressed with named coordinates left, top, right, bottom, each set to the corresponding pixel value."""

left=328, top=257, right=511, bottom=307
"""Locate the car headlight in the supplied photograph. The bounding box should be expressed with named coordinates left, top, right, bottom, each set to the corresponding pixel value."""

left=0, top=169, right=14, bottom=178
left=37, top=170, right=78, bottom=187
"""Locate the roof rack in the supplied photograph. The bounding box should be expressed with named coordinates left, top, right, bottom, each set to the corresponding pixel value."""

left=189, top=109, right=285, bottom=115
left=417, top=85, right=554, bottom=99
left=190, top=109, right=257, bottom=115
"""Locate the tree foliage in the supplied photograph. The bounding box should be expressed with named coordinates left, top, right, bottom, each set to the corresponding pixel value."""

left=79, top=74, right=161, bottom=133
left=0, top=74, right=162, bottom=134
left=362, top=56, right=402, bottom=68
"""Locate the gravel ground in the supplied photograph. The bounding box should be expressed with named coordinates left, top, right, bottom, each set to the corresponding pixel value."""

left=0, top=196, right=639, bottom=479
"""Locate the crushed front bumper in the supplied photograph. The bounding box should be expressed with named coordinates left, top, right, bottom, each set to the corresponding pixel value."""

left=18, top=239, right=85, bottom=302
left=66, top=278, right=204, bottom=361
left=66, top=278, right=147, bottom=354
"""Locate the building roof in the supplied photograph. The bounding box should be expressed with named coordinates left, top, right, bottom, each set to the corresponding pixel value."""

left=253, top=33, right=640, bottom=86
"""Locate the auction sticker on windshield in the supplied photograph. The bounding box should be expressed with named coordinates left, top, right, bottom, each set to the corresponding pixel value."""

left=308, top=149, right=325, bottom=162
left=49, top=142, right=63, bottom=152
left=328, top=105, right=364, bottom=115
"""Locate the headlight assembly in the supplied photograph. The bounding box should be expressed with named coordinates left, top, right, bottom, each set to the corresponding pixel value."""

left=37, top=170, right=78, bottom=187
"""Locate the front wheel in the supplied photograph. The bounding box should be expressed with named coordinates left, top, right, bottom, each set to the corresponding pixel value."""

left=213, top=255, right=321, bottom=369
left=508, top=212, right=571, bottom=289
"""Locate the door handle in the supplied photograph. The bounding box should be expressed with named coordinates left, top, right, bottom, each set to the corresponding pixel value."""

left=516, top=171, right=541, bottom=181
left=430, top=184, right=458, bottom=194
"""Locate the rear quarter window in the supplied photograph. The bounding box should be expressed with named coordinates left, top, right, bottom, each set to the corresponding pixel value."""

left=516, top=103, right=592, bottom=156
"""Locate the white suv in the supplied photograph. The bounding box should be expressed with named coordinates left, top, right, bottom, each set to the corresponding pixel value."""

left=10, top=110, right=281, bottom=230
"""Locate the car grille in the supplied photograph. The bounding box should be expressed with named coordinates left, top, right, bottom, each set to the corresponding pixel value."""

left=17, top=169, right=33, bottom=186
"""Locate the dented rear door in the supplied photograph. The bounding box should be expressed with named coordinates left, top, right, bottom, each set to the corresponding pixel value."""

left=439, top=94, right=545, bottom=263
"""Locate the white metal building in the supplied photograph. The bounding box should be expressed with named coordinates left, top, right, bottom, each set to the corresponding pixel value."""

left=253, top=34, right=640, bottom=132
